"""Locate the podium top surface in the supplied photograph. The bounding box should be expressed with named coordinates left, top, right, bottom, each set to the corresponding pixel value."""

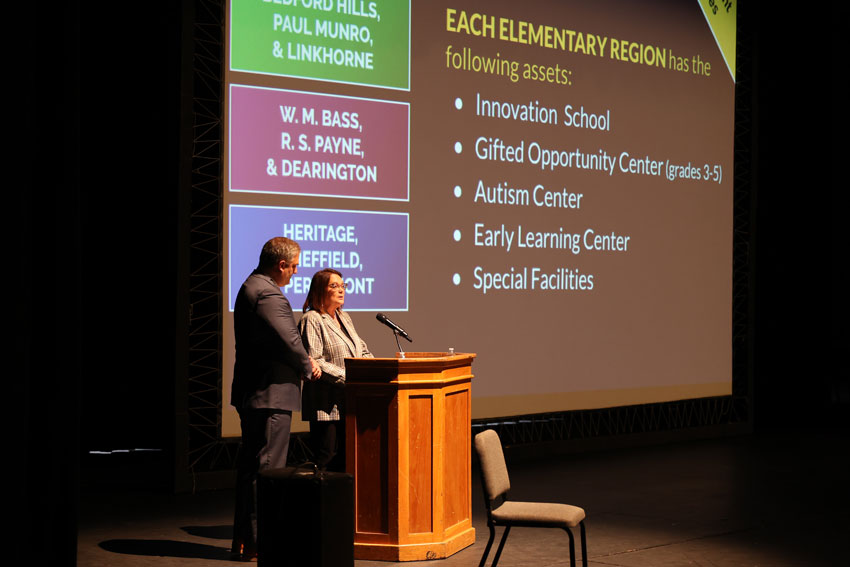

left=344, top=352, right=476, bottom=384
left=393, top=351, right=475, bottom=361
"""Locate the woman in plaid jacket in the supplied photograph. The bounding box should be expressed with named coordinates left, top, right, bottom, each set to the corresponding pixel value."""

left=300, top=268, right=373, bottom=471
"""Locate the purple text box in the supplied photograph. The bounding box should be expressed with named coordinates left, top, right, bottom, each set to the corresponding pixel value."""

left=229, top=205, right=409, bottom=311
left=229, top=85, right=409, bottom=201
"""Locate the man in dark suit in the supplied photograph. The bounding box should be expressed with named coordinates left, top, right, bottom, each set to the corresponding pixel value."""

left=231, top=236, right=320, bottom=561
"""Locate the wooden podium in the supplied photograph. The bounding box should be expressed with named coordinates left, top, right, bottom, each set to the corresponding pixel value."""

left=344, top=352, right=476, bottom=561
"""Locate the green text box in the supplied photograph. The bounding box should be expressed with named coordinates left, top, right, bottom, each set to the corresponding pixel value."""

left=231, top=0, right=410, bottom=90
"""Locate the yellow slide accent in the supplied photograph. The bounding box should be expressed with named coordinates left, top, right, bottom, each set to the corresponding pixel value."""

left=698, top=0, right=737, bottom=81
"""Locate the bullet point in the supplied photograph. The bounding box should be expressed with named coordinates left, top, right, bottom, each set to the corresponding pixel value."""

left=454, top=141, right=462, bottom=154
left=455, top=97, right=463, bottom=110
left=452, top=273, right=461, bottom=285
left=453, top=229, right=461, bottom=242
left=454, top=185, right=462, bottom=198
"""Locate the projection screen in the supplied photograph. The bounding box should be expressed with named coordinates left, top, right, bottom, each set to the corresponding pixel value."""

left=221, top=0, right=737, bottom=437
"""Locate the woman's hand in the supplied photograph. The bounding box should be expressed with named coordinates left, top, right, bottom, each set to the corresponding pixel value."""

left=309, top=357, right=322, bottom=380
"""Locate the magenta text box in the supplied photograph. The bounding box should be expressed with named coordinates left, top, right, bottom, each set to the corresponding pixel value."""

left=229, top=85, right=409, bottom=201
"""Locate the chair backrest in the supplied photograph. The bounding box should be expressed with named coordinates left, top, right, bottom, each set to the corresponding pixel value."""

left=474, top=429, right=511, bottom=501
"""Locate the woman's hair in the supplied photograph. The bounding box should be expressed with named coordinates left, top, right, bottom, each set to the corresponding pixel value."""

left=303, top=268, right=344, bottom=313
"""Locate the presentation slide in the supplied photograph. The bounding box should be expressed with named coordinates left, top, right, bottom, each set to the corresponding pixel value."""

left=221, top=0, right=736, bottom=437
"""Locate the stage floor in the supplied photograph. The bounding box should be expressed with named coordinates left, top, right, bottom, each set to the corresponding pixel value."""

left=78, top=431, right=848, bottom=566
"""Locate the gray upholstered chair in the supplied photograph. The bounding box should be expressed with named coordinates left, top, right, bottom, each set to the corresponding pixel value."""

left=474, top=429, right=587, bottom=567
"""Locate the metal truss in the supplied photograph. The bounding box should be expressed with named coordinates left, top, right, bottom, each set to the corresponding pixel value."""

left=183, top=2, right=755, bottom=476
left=185, top=0, right=315, bottom=476
left=186, top=0, right=237, bottom=475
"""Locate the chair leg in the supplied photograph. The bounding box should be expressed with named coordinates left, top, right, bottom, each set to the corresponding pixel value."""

left=564, top=527, right=576, bottom=567
left=479, top=523, right=496, bottom=567
left=580, top=521, right=588, bottom=567
left=490, top=526, right=511, bottom=567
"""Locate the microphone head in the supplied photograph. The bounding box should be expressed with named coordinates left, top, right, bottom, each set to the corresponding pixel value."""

left=376, top=312, right=412, bottom=342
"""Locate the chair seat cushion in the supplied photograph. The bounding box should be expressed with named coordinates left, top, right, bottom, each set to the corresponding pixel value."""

left=491, top=500, right=586, bottom=528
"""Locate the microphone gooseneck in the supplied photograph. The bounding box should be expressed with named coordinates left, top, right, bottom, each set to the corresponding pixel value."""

left=376, top=312, right=413, bottom=343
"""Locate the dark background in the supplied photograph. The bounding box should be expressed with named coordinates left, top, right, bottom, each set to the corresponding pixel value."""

left=13, top=2, right=845, bottom=564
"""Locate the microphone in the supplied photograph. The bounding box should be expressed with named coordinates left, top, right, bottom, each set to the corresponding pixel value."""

left=376, top=313, right=413, bottom=342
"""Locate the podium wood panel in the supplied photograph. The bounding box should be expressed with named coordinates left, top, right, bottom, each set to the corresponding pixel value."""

left=345, top=352, right=476, bottom=561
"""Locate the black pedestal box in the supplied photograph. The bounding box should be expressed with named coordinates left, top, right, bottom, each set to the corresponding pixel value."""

left=257, top=467, right=354, bottom=567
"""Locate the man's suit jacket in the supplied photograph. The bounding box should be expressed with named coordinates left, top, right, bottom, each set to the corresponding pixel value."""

left=231, top=272, right=312, bottom=411
left=299, top=309, right=372, bottom=418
